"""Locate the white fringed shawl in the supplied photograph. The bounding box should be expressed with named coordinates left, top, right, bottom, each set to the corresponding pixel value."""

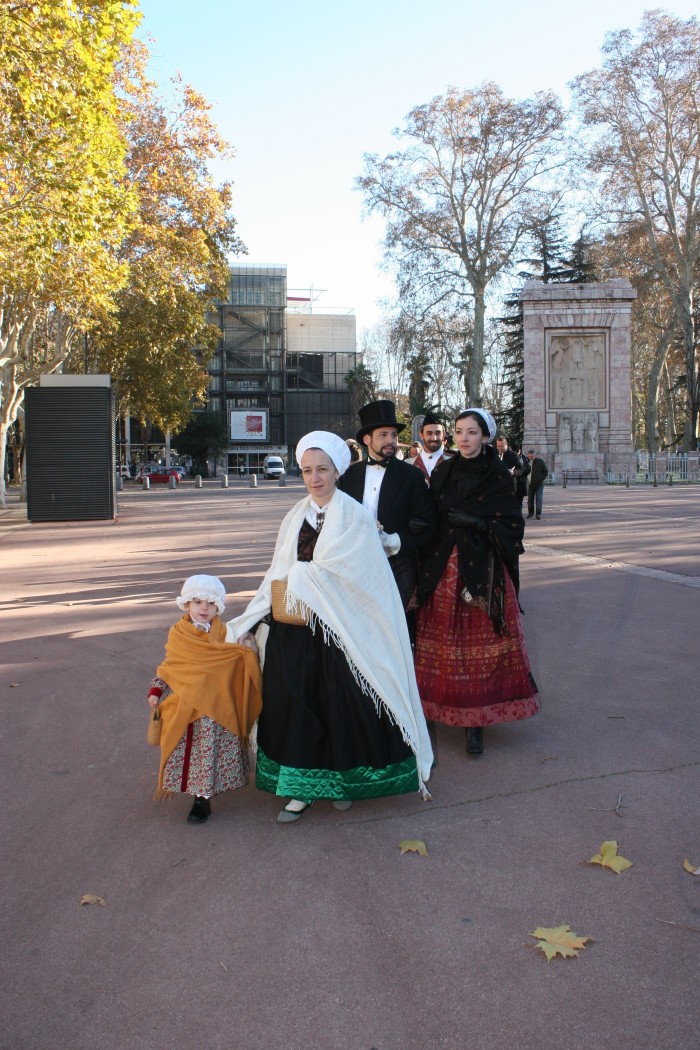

left=226, top=488, right=433, bottom=793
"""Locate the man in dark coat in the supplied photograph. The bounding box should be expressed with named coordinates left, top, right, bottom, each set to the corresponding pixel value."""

left=338, top=400, right=436, bottom=625
left=526, top=449, right=549, bottom=519
left=496, top=434, right=530, bottom=504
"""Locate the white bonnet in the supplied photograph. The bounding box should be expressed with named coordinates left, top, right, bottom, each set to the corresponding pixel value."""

left=460, top=407, right=497, bottom=441
left=296, top=430, right=351, bottom=476
left=176, top=574, right=227, bottom=614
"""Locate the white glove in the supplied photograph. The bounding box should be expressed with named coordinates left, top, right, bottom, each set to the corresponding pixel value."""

left=379, top=531, right=401, bottom=556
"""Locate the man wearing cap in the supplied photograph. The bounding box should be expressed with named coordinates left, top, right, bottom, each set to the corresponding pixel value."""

left=338, top=400, right=436, bottom=621
left=410, top=412, right=451, bottom=484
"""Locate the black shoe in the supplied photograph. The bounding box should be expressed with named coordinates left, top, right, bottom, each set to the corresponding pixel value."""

left=465, top=727, right=484, bottom=755
left=187, top=796, right=211, bottom=823
left=526, top=513, right=534, bottom=518
left=536, top=515, right=541, bottom=519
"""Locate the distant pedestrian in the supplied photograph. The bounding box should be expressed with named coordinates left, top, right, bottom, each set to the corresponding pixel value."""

left=147, top=575, right=262, bottom=824
left=526, top=450, right=549, bottom=520
left=495, top=434, right=529, bottom=500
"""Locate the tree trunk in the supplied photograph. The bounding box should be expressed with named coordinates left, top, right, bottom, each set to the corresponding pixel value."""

left=465, top=289, right=486, bottom=404
left=645, top=329, right=672, bottom=452
left=678, top=301, right=698, bottom=450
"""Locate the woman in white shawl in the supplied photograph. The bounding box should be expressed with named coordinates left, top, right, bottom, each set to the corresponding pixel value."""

left=227, top=431, right=433, bottom=822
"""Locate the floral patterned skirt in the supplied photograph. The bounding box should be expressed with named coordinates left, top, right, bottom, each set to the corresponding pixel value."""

left=415, top=549, right=538, bottom=728
left=162, top=715, right=249, bottom=798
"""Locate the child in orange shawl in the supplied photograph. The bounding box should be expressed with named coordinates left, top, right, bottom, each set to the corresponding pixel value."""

left=148, top=575, right=262, bottom=823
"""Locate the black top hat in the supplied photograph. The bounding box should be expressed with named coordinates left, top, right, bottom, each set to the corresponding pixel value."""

left=420, top=411, right=445, bottom=429
left=356, top=400, right=406, bottom=444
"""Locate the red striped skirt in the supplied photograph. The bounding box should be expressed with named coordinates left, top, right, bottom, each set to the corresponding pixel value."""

left=415, top=549, right=538, bottom=728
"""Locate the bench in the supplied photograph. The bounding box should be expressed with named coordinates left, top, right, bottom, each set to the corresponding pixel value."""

left=562, top=469, right=599, bottom=485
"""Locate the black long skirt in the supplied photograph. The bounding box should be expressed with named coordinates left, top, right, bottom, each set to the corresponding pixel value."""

left=256, top=620, right=418, bottom=801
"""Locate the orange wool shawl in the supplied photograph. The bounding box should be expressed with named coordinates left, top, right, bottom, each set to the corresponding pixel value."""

left=155, top=615, right=262, bottom=796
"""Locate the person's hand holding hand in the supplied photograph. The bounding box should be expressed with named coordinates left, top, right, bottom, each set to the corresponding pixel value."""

left=238, top=632, right=259, bottom=655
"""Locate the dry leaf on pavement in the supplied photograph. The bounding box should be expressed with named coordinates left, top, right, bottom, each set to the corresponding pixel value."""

left=586, top=840, right=633, bottom=874
left=528, top=925, right=591, bottom=962
left=683, top=859, right=700, bottom=875
left=80, top=894, right=106, bottom=906
left=398, top=840, right=428, bottom=857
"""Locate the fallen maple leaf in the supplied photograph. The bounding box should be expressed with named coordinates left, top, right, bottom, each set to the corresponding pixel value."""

left=683, top=859, right=700, bottom=875
left=398, top=839, right=428, bottom=857
left=586, top=840, right=633, bottom=874
left=80, top=894, right=106, bottom=907
left=529, top=925, right=591, bottom=962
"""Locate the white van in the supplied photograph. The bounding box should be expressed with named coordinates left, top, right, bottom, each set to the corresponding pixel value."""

left=262, top=455, right=285, bottom=479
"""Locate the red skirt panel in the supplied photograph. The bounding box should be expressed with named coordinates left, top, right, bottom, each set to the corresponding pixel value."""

left=415, top=549, right=538, bottom=728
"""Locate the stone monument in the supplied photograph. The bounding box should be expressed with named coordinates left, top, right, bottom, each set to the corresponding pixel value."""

left=520, top=280, right=637, bottom=479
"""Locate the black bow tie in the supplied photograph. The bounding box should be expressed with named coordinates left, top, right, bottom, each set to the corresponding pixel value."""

left=368, top=457, right=389, bottom=468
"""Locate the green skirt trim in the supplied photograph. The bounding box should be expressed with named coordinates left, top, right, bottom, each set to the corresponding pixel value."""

left=255, top=747, right=419, bottom=801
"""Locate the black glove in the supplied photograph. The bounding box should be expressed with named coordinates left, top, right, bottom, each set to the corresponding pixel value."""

left=447, top=508, right=488, bottom=533
left=407, top=516, right=430, bottom=535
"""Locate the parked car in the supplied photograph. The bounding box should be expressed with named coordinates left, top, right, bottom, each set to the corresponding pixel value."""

left=133, top=463, right=162, bottom=482
left=116, top=464, right=131, bottom=479
left=171, top=464, right=188, bottom=478
left=262, top=455, right=285, bottom=479
left=139, top=467, right=181, bottom=484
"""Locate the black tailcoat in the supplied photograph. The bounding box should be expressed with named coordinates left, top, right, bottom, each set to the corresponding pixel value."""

left=338, top=457, right=436, bottom=608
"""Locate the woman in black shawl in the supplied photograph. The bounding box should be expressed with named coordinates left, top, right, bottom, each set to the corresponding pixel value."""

left=414, top=408, right=538, bottom=755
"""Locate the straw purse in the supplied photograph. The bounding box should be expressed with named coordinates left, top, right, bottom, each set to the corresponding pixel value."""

left=147, top=707, right=162, bottom=746
left=271, top=579, right=307, bottom=626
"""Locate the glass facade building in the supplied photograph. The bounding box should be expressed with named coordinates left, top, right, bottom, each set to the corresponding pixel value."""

left=205, top=264, right=357, bottom=473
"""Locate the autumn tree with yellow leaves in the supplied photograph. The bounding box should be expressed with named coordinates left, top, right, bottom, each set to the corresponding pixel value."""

left=83, top=39, right=244, bottom=435
left=0, top=0, right=140, bottom=504
left=0, top=2, right=243, bottom=504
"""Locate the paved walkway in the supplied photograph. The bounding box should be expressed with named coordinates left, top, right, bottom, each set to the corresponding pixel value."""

left=1, top=481, right=698, bottom=1050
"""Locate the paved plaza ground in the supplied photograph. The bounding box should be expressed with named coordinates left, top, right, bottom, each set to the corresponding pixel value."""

left=1, top=479, right=698, bottom=1050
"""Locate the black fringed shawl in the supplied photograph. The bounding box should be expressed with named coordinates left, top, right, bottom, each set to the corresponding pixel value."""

left=417, top=445, right=525, bottom=633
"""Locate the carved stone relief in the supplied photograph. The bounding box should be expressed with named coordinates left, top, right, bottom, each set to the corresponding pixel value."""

left=549, top=333, right=605, bottom=409
left=557, top=412, right=599, bottom=453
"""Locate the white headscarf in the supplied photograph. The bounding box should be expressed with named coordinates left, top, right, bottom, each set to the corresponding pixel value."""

left=460, top=407, right=497, bottom=440
left=296, top=431, right=351, bottom=475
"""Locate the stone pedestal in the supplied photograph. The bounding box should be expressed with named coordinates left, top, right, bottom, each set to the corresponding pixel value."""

left=520, top=280, right=637, bottom=478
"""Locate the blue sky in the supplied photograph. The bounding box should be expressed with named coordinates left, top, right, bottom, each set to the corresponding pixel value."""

left=136, top=1, right=698, bottom=330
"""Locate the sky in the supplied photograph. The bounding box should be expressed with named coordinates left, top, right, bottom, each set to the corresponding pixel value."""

left=135, top=1, right=698, bottom=333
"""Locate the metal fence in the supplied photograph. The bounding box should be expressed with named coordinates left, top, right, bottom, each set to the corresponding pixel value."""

left=607, top=452, right=699, bottom=485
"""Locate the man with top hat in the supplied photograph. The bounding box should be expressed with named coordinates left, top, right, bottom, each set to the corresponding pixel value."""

left=409, top=412, right=451, bottom=484
left=338, top=400, right=436, bottom=621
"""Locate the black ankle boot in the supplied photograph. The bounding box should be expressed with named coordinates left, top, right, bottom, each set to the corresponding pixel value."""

left=187, top=796, right=211, bottom=823
left=465, top=727, right=484, bottom=755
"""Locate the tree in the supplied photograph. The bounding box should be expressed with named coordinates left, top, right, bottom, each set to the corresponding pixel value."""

left=82, top=39, right=243, bottom=434
left=571, top=10, right=700, bottom=449
left=344, top=361, right=377, bottom=419
left=0, top=0, right=140, bottom=505
left=174, top=411, right=229, bottom=476
left=357, top=83, right=566, bottom=405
